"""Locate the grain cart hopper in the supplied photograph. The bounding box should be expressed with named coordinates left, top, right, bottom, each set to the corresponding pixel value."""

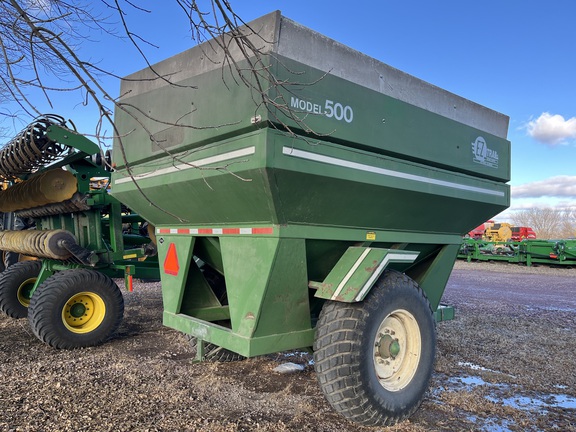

left=111, top=12, right=510, bottom=426
left=0, top=115, right=159, bottom=349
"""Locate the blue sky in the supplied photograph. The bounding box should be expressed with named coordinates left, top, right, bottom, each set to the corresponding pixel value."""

left=4, top=1, right=576, bottom=221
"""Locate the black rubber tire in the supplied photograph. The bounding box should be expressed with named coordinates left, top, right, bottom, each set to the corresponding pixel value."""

left=4, top=251, right=22, bottom=269
left=28, top=269, right=124, bottom=349
left=186, top=335, right=245, bottom=362
left=0, top=260, right=42, bottom=318
left=313, top=270, right=436, bottom=426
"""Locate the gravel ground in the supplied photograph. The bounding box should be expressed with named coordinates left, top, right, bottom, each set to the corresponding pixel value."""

left=1, top=260, right=575, bottom=431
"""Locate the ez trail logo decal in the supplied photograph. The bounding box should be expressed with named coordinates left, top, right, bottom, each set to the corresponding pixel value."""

left=471, top=136, right=499, bottom=169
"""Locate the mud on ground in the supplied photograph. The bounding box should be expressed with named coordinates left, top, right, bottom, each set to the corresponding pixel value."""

left=0, top=261, right=575, bottom=431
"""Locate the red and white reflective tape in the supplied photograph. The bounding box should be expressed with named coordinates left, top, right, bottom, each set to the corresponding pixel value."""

left=156, top=227, right=274, bottom=235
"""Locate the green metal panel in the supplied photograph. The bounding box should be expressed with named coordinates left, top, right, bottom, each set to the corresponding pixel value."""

left=194, top=237, right=224, bottom=274
left=45, top=124, right=100, bottom=156
left=113, top=52, right=510, bottom=183
left=112, top=129, right=509, bottom=237
left=269, top=131, right=509, bottom=236
left=406, top=243, right=461, bottom=310
left=112, top=58, right=265, bottom=170
left=269, top=55, right=511, bottom=182
left=158, top=236, right=196, bottom=314
left=313, top=247, right=419, bottom=302
left=219, top=236, right=310, bottom=338
left=179, top=262, right=229, bottom=321
left=156, top=230, right=314, bottom=356
left=163, top=311, right=315, bottom=357
left=434, top=305, right=455, bottom=322
left=111, top=130, right=275, bottom=225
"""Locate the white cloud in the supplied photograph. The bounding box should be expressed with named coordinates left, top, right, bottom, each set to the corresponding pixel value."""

left=493, top=179, right=576, bottom=223
left=526, top=112, right=576, bottom=145
left=512, top=176, right=576, bottom=198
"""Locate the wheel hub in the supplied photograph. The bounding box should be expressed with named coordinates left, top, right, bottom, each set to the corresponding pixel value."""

left=378, top=334, right=400, bottom=359
left=69, top=302, right=87, bottom=318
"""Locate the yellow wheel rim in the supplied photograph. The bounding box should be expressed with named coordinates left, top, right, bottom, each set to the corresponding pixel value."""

left=62, top=292, right=106, bottom=334
left=17, top=277, right=37, bottom=308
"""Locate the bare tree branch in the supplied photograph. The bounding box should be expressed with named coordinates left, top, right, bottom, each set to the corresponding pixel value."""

left=0, top=1, right=326, bottom=221
left=512, top=207, right=576, bottom=239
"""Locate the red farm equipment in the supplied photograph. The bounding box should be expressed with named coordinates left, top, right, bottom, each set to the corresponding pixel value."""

left=510, top=226, right=537, bottom=241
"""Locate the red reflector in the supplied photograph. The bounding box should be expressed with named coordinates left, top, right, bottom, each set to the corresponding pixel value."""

left=223, top=228, right=240, bottom=235
left=127, top=275, right=133, bottom=292
left=164, top=243, right=180, bottom=276
left=252, top=227, right=274, bottom=235
left=550, top=254, right=558, bottom=259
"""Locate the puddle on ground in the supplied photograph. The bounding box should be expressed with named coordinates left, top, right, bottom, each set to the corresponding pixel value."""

left=488, top=394, right=576, bottom=411
left=435, top=363, right=576, bottom=431
left=447, top=374, right=489, bottom=388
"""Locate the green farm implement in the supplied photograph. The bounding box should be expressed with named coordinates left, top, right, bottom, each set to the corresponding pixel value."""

left=0, top=115, right=158, bottom=349
left=111, top=12, right=511, bottom=427
left=459, top=237, right=576, bottom=266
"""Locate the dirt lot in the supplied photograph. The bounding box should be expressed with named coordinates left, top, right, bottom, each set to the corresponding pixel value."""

left=1, top=260, right=575, bottom=431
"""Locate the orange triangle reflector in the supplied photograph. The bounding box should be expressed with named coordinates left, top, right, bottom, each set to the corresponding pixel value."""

left=163, top=243, right=180, bottom=276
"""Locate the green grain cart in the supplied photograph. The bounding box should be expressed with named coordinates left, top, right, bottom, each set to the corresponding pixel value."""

left=111, top=12, right=510, bottom=426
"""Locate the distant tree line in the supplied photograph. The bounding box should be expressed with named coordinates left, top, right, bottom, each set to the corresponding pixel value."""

left=512, top=208, right=576, bottom=239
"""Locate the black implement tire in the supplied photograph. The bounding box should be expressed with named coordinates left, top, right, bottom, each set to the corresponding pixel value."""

left=28, top=269, right=124, bottom=349
left=313, top=270, right=436, bottom=426
left=186, top=335, right=245, bottom=362
left=0, top=260, right=42, bottom=318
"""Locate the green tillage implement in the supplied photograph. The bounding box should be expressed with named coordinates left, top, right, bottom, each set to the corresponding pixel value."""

left=110, top=11, right=510, bottom=427
left=0, top=116, right=159, bottom=350
left=459, top=237, right=576, bottom=266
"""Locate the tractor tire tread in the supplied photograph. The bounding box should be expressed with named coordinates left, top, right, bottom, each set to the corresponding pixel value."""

left=28, top=269, right=124, bottom=349
left=0, top=260, right=42, bottom=319
left=313, top=270, right=435, bottom=426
